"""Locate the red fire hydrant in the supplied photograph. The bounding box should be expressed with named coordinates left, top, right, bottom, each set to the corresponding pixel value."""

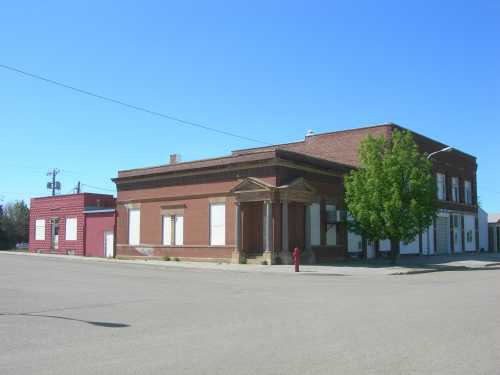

left=293, top=247, right=300, bottom=272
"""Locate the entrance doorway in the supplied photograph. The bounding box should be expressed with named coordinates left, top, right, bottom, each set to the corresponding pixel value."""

left=51, top=218, right=60, bottom=251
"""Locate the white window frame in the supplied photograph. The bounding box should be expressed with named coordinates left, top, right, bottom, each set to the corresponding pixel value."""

left=65, top=217, right=77, bottom=241
left=35, top=219, right=45, bottom=241
left=209, top=203, right=226, bottom=246
left=128, top=208, right=140, bottom=246
left=464, top=180, right=472, bottom=205
left=437, top=173, right=446, bottom=200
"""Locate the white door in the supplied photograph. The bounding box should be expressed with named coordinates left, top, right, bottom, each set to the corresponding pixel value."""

left=104, top=231, right=114, bottom=258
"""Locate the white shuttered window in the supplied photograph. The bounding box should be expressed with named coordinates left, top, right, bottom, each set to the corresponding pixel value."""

left=65, top=218, right=77, bottom=241
left=128, top=208, right=140, bottom=245
left=210, top=203, right=225, bottom=246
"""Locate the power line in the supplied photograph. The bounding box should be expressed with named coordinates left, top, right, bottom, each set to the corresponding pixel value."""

left=0, top=63, right=272, bottom=146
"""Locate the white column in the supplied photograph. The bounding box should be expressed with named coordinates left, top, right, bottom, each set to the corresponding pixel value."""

left=263, top=201, right=273, bottom=251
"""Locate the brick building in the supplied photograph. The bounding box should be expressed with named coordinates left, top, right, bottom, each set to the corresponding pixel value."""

left=112, top=123, right=479, bottom=264
left=29, top=193, right=116, bottom=257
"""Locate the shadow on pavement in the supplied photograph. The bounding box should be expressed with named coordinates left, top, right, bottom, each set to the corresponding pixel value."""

left=314, top=253, right=500, bottom=269
left=0, top=312, right=130, bottom=328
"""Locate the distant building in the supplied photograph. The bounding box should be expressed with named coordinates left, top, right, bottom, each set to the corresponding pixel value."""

left=29, top=193, right=116, bottom=257
left=112, top=123, right=479, bottom=264
left=488, top=213, right=500, bottom=252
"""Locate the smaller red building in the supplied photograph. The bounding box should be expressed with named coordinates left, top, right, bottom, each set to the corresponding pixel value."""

left=29, top=193, right=116, bottom=257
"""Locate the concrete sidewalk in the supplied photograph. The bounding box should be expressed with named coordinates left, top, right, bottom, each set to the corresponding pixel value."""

left=2, top=250, right=500, bottom=276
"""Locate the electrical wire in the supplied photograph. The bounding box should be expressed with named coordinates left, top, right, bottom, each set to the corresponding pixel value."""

left=0, top=63, right=272, bottom=146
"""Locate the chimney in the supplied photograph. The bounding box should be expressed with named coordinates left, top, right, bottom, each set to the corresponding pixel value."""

left=169, top=154, right=181, bottom=164
left=306, top=129, right=314, bottom=137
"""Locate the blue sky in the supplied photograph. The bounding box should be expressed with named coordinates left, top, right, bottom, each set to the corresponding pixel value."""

left=1, top=1, right=499, bottom=211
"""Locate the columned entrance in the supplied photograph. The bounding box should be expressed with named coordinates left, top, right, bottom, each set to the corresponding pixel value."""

left=231, top=177, right=316, bottom=264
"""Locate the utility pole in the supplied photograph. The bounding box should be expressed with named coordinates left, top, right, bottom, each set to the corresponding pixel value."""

left=76, top=181, right=81, bottom=194
left=46, top=169, right=61, bottom=196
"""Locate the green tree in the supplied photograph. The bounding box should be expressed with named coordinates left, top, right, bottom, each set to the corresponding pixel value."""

left=0, top=205, right=9, bottom=249
left=2, top=201, right=30, bottom=249
left=344, top=130, right=437, bottom=263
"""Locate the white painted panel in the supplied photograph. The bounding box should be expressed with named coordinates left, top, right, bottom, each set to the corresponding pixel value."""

left=348, top=230, right=363, bottom=253
left=464, top=214, right=476, bottom=252
left=104, top=231, right=114, bottom=257
left=35, top=219, right=45, bottom=240
left=310, top=203, right=321, bottom=246
left=210, top=203, right=225, bottom=246
left=162, top=215, right=172, bottom=246
left=128, top=208, right=140, bottom=245
left=65, top=218, right=77, bottom=241
left=175, top=215, right=184, bottom=246
left=400, top=237, right=419, bottom=254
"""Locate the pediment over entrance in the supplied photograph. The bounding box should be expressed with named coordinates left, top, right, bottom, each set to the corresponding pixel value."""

left=230, top=177, right=276, bottom=194
left=231, top=177, right=317, bottom=203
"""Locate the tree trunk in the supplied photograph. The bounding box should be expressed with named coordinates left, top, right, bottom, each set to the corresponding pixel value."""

left=390, top=238, right=400, bottom=265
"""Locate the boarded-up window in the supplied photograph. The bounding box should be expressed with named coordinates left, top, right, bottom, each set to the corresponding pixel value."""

left=65, top=218, right=77, bottom=241
left=162, top=215, right=172, bottom=246
left=163, top=215, right=184, bottom=246
left=210, top=203, right=225, bottom=246
left=35, top=219, right=45, bottom=241
left=175, top=216, right=184, bottom=246
left=128, top=208, right=140, bottom=245
left=309, top=203, right=320, bottom=246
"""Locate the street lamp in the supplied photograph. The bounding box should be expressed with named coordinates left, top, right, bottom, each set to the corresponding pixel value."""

left=427, top=146, right=452, bottom=159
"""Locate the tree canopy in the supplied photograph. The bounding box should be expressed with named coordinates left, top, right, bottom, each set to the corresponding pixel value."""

left=344, top=130, right=436, bottom=260
left=0, top=201, right=29, bottom=249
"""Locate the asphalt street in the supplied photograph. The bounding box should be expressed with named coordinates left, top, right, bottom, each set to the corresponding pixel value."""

left=1, top=253, right=499, bottom=375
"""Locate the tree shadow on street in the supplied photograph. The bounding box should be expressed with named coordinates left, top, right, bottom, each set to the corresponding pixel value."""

left=0, top=312, right=129, bottom=328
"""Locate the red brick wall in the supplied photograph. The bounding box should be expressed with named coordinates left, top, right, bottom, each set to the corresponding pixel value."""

left=29, top=194, right=86, bottom=255
left=29, top=193, right=115, bottom=256
left=84, top=212, right=115, bottom=257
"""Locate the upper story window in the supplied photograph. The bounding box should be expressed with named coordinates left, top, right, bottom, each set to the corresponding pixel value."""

left=162, top=214, right=184, bottom=246
left=35, top=219, right=45, bottom=241
left=451, top=177, right=459, bottom=202
left=65, top=218, right=77, bottom=241
left=128, top=208, right=140, bottom=245
left=436, top=173, right=446, bottom=200
left=464, top=180, right=472, bottom=205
